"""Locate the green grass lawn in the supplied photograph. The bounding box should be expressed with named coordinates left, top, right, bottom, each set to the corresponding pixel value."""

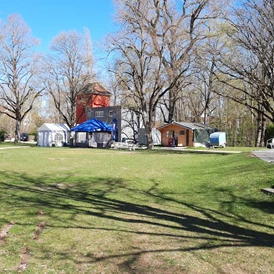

left=0, top=145, right=273, bottom=273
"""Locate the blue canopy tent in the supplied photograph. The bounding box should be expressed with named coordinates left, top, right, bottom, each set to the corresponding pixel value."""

left=70, top=118, right=113, bottom=148
left=71, top=118, right=113, bottom=132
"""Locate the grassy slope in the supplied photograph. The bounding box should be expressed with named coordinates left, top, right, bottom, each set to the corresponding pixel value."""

left=0, top=146, right=273, bottom=273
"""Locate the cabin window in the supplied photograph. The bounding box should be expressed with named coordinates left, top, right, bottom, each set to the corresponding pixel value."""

left=95, top=111, right=104, bottom=117
left=109, top=110, right=113, bottom=117
left=167, top=131, right=176, bottom=138
left=179, top=130, right=185, bottom=135
left=166, top=130, right=178, bottom=138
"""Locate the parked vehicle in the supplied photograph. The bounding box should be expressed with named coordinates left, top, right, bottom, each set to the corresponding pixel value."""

left=266, top=138, right=274, bottom=149
left=209, top=132, right=226, bottom=148
left=20, top=133, right=28, bottom=141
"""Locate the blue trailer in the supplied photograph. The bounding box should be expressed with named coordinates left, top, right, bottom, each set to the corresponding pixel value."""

left=210, top=132, right=226, bottom=148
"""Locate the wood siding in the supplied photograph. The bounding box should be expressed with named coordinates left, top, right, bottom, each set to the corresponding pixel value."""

left=159, top=124, right=194, bottom=147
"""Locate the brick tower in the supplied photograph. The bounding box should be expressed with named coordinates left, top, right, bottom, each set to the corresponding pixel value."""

left=76, top=82, right=111, bottom=124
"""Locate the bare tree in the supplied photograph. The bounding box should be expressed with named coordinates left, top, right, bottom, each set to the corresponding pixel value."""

left=214, top=0, right=274, bottom=146
left=182, top=55, right=219, bottom=123
left=110, top=0, right=219, bottom=149
left=43, top=30, right=96, bottom=128
left=186, top=31, right=226, bottom=124
left=154, top=1, right=224, bottom=123
left=0, top=14, right=44, bottom=141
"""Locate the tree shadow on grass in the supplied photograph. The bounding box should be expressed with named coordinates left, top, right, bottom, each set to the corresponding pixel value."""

left=0, top=170, right=274, bottom=268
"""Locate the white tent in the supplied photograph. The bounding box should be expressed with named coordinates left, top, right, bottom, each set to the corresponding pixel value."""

left=37, top=123, right=70, bottom=147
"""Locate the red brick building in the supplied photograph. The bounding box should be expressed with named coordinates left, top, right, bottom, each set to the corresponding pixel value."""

left=76, top=82, right=111, bottom=124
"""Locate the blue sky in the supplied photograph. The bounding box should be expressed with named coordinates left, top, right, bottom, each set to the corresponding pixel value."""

left=0, top=0, right=117, bottom=53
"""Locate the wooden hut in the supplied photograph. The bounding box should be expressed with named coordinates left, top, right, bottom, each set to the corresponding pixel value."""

left=157, top=122, right=216, bottom=147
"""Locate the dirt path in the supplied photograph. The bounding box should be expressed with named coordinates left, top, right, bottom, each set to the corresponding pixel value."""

left=252, top=149, right=274, bottom=163
left=0, top=146, right=29, bottom=150
left=0, top=211, right=46, bottom=272
left=0, top=221, right=15, bottom=240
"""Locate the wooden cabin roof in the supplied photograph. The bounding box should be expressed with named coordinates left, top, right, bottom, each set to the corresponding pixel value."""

left=157, top=121, right=214, bottom=131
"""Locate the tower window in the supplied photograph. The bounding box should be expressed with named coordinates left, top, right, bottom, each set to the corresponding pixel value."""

left=95, top=111, right=104, bottom=117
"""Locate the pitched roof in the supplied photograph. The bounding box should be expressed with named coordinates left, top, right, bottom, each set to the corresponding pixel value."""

left=38, top=123, right=70, bottom=132
left=157, top=121, right=214, bottom=131
left=81, top=82, right=111, bottom=96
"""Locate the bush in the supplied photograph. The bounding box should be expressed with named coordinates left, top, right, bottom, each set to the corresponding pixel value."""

left=29, top=132, right=37, bottom=141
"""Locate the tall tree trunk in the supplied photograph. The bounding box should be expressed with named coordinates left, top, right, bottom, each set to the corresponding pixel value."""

left=168, top=89, right=176, bottom=123
left=143, top=109, right=154, bottom=150
left=261, top=117, right=266, bottom=147
left=256, top=112, right=266, bottom=147
left=15, top=119, right=21, bottom=142
left=146, top=125, right=153, bottom=150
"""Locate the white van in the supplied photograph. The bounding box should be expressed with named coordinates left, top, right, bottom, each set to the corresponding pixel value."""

left=266, top=138, right=274, bottom=149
